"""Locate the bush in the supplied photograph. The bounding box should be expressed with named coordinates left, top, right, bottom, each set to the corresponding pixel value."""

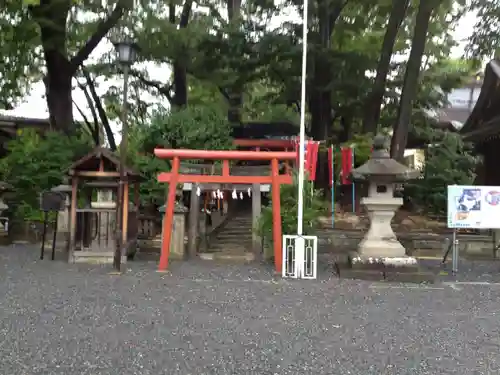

left=0, top=129, right=92, bottom=221
left=257, top=173, right=326, bottom=257
left=404, top=125, right=479, bottom=215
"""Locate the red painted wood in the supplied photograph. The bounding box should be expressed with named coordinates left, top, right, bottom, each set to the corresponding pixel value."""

left=159, top=156, right=180, bottom=271
left=154, top=148, right=295, bottom=274
left=154, top=148, right=295, bottom=161
left=271, top=158, right=282, bottom=274
left=158, top=173, right=292, bottom=185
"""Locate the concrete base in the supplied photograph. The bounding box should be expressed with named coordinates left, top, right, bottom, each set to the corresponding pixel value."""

left=70, top=251, right=128, bottom=265
left=333, top=252, right=435, bottom=284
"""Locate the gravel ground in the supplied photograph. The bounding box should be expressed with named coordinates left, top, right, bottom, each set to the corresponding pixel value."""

left=1, top=246, right=500, bottom=375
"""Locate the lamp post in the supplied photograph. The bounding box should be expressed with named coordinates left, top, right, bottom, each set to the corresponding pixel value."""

left=112, top=38, right=138, bottom=272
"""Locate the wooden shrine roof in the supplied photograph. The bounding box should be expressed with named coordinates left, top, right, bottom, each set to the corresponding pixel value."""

left=232, top=121, right=298, bottom=139
left=68, top=147, right=142, bottom=180
left=460, top=60, right=500, bottom=142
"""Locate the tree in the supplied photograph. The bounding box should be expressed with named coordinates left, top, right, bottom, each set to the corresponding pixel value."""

left=467, top=0, right=500, bottom=59
left=15, top=0, right=132, bottom=132
left=76, top=66, right=117, bottom=149
left=390, top=0, right=441, bottom=161
left=0, top=2, right=41, bottom=109
left=362, top=0, right=410, bottom=134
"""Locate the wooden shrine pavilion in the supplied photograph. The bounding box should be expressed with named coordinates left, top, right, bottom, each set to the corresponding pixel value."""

left=460, top=59, right=500, bottom=185
left=67, top=147, right=143, bottom=263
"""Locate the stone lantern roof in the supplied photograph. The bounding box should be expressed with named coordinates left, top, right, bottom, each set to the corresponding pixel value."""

left=350, top=134, right=420, bottom=183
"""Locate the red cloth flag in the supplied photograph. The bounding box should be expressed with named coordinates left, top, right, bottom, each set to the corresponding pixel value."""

left=294, top=139, right=319, bottom=181
left=340, top=147, right=353, bottom=185
left=308, top=141, right=320, bottom=181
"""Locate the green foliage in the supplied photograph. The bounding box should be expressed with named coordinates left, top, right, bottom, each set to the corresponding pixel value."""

left=130, top=105, right=234, bottom=206
left=257, top=174, right=326, bottom=250
left=128, top=153, right=170, bottom=207
left=141, top=105, right=234, bottom=153
left=467, top=0, right=500, bottom=59
left=0, top=129, right=92, bottom=221
left=404, top=126, right=479, bottom=215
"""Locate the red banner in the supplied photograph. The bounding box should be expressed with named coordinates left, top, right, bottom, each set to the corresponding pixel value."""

left=340, top=147, right=353, bottom=185
left=308, top=141, right=320, bottom=181
left=294, top=139, right=319, bottom=181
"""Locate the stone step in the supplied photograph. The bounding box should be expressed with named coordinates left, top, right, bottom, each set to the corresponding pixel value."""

left=215, top=232, right=252, bottom=239
left=223, top=224, right=252, bottom=230
left=220, top=223, right=252, bottom=229
left=199, top=252, right=255, bottom=262
left=211, top=239, right=252, bottom=246
left=209, top=245, right=252, bottom=253
left=411, top=248, right=446, bottom=260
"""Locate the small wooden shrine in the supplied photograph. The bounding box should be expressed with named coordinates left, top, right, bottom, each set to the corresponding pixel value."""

left=67, top=147, right=142, bottom=263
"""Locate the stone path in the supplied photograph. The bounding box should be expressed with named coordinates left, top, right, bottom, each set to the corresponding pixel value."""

left=1, top=246, right=500, bottom=374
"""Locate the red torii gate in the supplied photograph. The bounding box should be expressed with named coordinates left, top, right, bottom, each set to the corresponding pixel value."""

left=154, top=148, right=296, bottom=273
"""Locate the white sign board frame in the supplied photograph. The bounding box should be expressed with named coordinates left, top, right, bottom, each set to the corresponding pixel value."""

left=447, top=185, right=500, bottom=229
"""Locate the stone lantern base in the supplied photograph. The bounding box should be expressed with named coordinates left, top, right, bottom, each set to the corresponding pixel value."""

left=334, top=196, right=436, bottom=283
left=357, top=196, right=406, bottom=258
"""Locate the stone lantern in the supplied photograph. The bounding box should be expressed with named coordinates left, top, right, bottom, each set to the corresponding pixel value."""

left=51, top=178, right=72, bottom=249
left=350, top=134, right=420, bottom=261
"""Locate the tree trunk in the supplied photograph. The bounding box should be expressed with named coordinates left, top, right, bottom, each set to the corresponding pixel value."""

left=81, top=67, right=116, bottom=150
left=309, top=0, right=346, bottom=189
left=390, top=0, right=436, bottom=161
left=169, top=0, right=192, bottom=108
left=225, top=0, right=243, bottom=125
left=31, top=0, right=128, bottom=132
left=44, top=55, right=73, bottom=133
left=362, top=0, right=410, bottom=134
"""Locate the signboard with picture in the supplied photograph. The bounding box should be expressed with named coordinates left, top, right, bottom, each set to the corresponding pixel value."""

left=447, top=186, right=500, bottom=229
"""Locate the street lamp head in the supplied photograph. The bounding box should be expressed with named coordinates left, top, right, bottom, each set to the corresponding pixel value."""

left=113, top=40, right=139, bottom=66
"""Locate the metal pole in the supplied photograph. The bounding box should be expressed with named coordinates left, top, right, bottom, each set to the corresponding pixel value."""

left=51, top=212, right=58, bottom=260
left=297, top=0, right=308, bottom=236
left=40, top=211, right=48, bottom=260
left=113, top=64, right=129, bottom=272
left=331, top=146, right=335, bottom=229
left=452, top=228, right=459, bottom=274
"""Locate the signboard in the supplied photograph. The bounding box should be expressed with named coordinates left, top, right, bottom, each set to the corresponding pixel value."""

left=447, top=185, right=500, bottom=229
left=40, top=191, right=65, bottom=212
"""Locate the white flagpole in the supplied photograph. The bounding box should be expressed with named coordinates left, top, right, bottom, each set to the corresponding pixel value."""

left=297, top=0, right=308, bottom=236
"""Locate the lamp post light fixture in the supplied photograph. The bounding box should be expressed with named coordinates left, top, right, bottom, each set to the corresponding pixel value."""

left=113, top=40, right=139, bottom=65
left=112, top=38, right=139, bottom=273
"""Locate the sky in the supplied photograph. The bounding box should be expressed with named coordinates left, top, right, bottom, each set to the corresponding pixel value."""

left=0, top=8, right=479, bottom=142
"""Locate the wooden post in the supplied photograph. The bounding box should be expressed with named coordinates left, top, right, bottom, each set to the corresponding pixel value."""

left=158, top=156, right=180, bottom=271
left=122, top=182, right=129, bottom=244
left=251, top=183, right=262, bottom=260
left=271, top=158, right=282, bottom=274
left=188, top=184, right=200, bottom=258
left=68, top=177, right=78, bottom=261
left=133, top=182, right=140, bottom=208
